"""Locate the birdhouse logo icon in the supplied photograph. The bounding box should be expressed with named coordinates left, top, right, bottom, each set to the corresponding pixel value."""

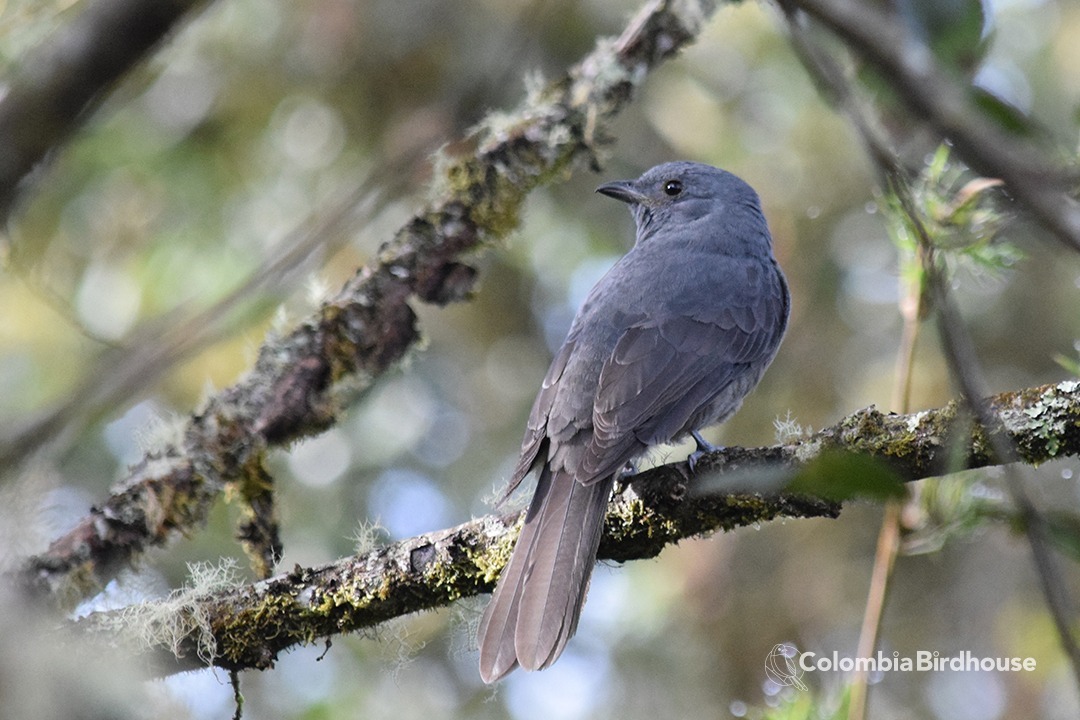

left=765, top=643, right=808, bottom=691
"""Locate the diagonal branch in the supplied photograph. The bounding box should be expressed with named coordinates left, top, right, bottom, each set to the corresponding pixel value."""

left=77, top=380, right=1080, bottom=676
left=0, top=0, right=213, bottom=225
left=14, top=0, right=721, bottom=610
left=785, top=0, right=1080, bottom=253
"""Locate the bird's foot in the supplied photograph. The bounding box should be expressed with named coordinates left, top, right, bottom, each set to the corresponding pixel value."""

left=687, top=430, right=723, bottom=474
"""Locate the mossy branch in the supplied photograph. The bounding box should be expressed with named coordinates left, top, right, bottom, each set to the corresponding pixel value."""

left=78, top=380, right=1080, bottom=677
left=13, top=0, right=720, bottom=609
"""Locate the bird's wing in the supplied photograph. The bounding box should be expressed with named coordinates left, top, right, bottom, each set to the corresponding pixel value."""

left=581, top=281, right=786, bottom=484
left=499, top=337, right=577, bottom=501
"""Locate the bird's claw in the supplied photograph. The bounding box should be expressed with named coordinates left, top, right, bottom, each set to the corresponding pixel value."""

left=687, top=430, right=723, bottom=474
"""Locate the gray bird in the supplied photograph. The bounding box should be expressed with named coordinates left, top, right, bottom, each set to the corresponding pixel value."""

left=477, top=161, right=789, bottom=683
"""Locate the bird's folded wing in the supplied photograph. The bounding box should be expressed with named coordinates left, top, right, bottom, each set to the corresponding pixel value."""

left=581, top=298, right=780, bottom=484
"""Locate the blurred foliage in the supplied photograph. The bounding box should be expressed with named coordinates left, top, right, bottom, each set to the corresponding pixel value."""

left=1042, top=510, right=1080, bottom=565
left=886, top=144, right=1017, bottom=279
left=787, top=451, right=906, bottom=502
left=761, top=686, right=848, bottom=720
left=1057, top=351, right=1080, bottom=377
left=901, top=472, right=1004, bottom=556
left=1, top=0, right=1080, bottom=719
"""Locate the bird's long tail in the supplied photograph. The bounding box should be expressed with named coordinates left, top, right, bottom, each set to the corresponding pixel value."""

left=477, top=464, right=614, bottom=683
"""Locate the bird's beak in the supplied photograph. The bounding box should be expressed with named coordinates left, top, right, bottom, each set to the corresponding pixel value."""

left=596, top=180, right=646, bottom=205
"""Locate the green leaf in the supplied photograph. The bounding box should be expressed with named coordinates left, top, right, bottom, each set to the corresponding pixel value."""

left=971, top=87, right=1036, bottom=136
left=787, top=451, right=907, bottom=502
left=1053, top=353, right=1080, bottom=378
left=903, top=0, right=990, bottom=74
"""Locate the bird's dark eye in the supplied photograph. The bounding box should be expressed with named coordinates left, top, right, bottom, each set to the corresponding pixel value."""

left=663, top=179, right=683, bottom=196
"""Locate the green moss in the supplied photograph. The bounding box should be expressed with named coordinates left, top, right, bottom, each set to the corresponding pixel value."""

left=470, top=520, right=521, bottom=586
left=443, top=159, right=521, bottom=240
left=424, top=555, right=471, bottom=602
left=214, top=590, right=312, bottom=667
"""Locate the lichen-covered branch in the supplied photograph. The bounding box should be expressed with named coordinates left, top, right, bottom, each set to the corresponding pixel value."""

left=15, top=0, right=720, bottom=609
left=80, top=380, right=1080, bottom=677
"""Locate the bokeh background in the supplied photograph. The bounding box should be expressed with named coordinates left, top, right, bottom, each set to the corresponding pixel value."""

left=2, top=0, right=1080, bottom=718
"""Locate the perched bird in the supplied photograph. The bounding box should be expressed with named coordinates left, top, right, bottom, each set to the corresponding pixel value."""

left=477, top=161, right=789, bottom=683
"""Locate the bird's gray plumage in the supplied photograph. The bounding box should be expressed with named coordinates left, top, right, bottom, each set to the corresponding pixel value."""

left=477, top=161, right=789, bottom=683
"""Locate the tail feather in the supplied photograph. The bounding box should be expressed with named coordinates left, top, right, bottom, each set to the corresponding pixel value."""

left=476, top=468, right=550, bottom=682
left=477, top=465, right=613, bottom=683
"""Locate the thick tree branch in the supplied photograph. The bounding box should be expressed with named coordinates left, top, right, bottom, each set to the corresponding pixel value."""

left=785, top=0, right=1080, bottom=253
left=14, top=0, right=720, bottom=609
left=0, top=0, right=211, bottom=224
left=79, top=381, right=1080, bottom=676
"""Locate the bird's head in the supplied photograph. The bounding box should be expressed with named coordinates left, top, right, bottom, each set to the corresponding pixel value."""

left=596, top=161, right=769, bottom=252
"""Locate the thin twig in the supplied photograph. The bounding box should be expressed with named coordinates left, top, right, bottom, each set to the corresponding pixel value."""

left=848, top=239, right=929, bottom=720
